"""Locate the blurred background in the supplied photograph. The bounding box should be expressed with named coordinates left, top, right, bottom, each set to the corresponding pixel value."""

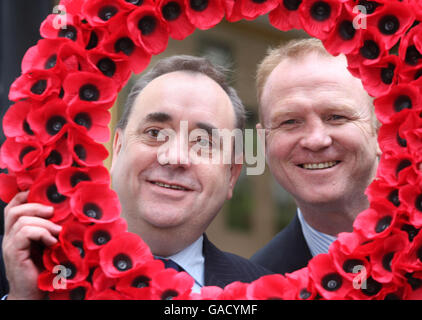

left=0, top=0, right=309, bottom=258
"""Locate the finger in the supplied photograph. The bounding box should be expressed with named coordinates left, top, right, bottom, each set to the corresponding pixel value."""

left=4, top=203, right=54, bottom=234
left=13, top=225, right=59, bottom=250
left=5, top=191, right=29, bottom=209
left=9, top=216, right=62, bottom=239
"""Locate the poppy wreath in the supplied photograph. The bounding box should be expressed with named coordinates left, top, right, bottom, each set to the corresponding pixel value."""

left=1, top=0, right=422, bottom=300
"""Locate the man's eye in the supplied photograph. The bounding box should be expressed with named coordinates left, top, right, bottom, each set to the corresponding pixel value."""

left=281, top=119, right=297, bottom=125
left=328, top=114, right=346, bottom=121
left=196, top=136, right=212, bottom=147
left=146, top=128, right=161, bottom=138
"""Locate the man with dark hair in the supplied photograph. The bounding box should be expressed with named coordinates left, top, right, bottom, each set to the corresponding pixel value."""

left=2, top=55, right=270, bottom=299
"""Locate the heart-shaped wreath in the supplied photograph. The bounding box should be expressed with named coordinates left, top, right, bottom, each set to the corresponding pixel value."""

left=1, top=0, right=422, bottom=300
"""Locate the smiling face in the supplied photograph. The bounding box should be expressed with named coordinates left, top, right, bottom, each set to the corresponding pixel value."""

left=110, top=71, right=241, bottom=255
left=259, top=53, right=381, bottom=212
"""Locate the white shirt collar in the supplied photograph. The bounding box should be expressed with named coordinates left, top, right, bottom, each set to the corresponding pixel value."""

left=297, top=208, right=337, bottom=257
left=157, top=235, right=204, bottom=293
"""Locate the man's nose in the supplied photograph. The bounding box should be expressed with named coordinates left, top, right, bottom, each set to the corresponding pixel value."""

left=157, top=133, right=191, bottom=168
left=299, top=121, right=332, bottom=151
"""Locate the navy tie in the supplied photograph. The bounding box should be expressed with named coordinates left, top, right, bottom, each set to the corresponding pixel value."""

left=160, top=258, right=184, bottom=272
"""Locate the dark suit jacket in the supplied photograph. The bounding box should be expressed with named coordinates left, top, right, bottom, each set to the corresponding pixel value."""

left=203, top=234, right=272, bottom=287
left=0, top=234, right=271, bottom=298
left=250, top=213, right=312, bottom=275
left=0, top=236, right=9, bottom=297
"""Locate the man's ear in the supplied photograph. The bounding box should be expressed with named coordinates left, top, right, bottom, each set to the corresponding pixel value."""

left=110, top=128, right=123, bottom=171
left=227, top=162, right=243, bottom=200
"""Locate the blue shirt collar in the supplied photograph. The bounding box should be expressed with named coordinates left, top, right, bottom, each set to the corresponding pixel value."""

left=297, top=208, right=337, bottom=257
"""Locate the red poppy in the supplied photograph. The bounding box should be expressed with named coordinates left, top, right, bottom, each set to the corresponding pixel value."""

left=58, top=0, right=85, bottom=15
left=346, top=27, right=388, bottom=72
left=353, top=201, right=399, bottom=241
left=157, top=0, right=196, bottom=40
left=228, top=0, right=280, bottom=21
left=149, top=268, right=194, bottom=300
left=405, top=126, right=422, bottom=163
left=56, top=165, right=110, bottom=196
left=40, top=13, right=88, bottom=48
left=218, top=281, right=248, bottom=300
left=99, top=232, right=153, bottom=278
left=48, top=281, right=93, bottom=300
left=0, top=173, right=19, bottom=203
left=184, top=0, right=225, bottom=30
left=127, top=5, right=169, bottom=55
left=0, top=136, right=43, bottom=172
left=308, top=253, right=353, bottom=300
left=370, top=231, right=409, bottom=284
left=81, top=0, right=128, bottom=28
left=400, top=178, right=422, bottom=228
left=38, top=243, right=89, bottom=291
left=366, top=2, right=415, bottom=50
left=67, top=128, right=109, bottom=167
left=115, top=259, right=164, bottom=299
left=70, top=183, right=121, bottom=224
left=299, top=0, right=342, bottom=40
left=84, top=218, right=127, bottom=251
left=365, top=176, right=403, bottom=209
left=9, top=69, right=61, bottom=102
left=27, top=168, right=71, bottom=223
left=358, top=54, right=401, bottom=97
left=379, top=110, right=422, bottom=158
left=67, top=103, right=111, bottom=143
left=346, top=275, right=399, bottom=300
left=86, top=50, right=132, bottom=90
left=398, top=229, right=422, bottom=275
left=268, top=0, right=303, bottom=31
left=90, top=267, right=118, bottom=292
left=101, top=24, right=152, bottom=74
left=330, top=235, right=372, bottom=284
left=59, top=218, right=89, bottom=260
left=399, top=22, right=422, bottom=68
left=62, top=71, right=118, bottom=109
left=322, top=6, right=363, bottom=56
left=119, top=0, right=155, bottom=11
left=43, top=136, right=73, bottom=170
left=27, top=98, right=70, bottom=145
left=377, top=152, right=419, bottom=186
left=2, top=100, right=38, bottom=139
left=373, top=83, right=421, bottom=124
left=246, top=274, right=297, bottom=300
left=21, top=38, right=72, bottom=74
left=285, top=267, right=318, bottom=300
left=190, top=286, right=223, bottom=300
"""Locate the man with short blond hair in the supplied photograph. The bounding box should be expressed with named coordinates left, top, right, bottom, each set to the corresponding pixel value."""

left=251, top=39, right=381, bottom=274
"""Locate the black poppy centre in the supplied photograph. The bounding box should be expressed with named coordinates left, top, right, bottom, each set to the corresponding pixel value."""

left=74, top=144, right=87, bottom=161
left=45, top=150, right=63, bottom=166
left=338, top=20, right=356, bottom=41
left=415, top=194, right=422, bottom=212
left=126, top=0, right=143, bottom=5
left=375, top=216, right=392, bottom=234
left=58, top=25, right=78, bottom=41
left=190, top=0, right=208, bottom=12
left=360, top=40, right=380, bottom=60
left=79, top=84, right=100, bottom=101
left=378, top=15, right=399, bottom=35
left=97, top=58, right=116, bottom=77
left=83, top=203, right=103, bottom=220
left=342, top=259, right=365, bottom=273
left=310, top=1, right=331, bottom=21
left=381, top=63, right=395, bottom=85
left=46, top=184, right=67, bottom=204
left=394, top=95, right=412, bottom=112
left=74, top=112, right=92, bottom=130
left=98, top=6, right=118, bottom=21
left=131, top=275, right=151, bottom=288
left=115, top=37, right=135, bottom=56
left=46, top=115, right=66, bottom=135
left=138, top=15, right=157, bottom=36
left=396, top=159, right=412, bottom=176
left=19, top=146, right=36, bottom=164
left=30, top=79, right=47, bottom=95
left=23, top=120, right=35, bottom=135
left=44, top=54, right=57, bottom=69
left=162, top=2, right=182, bottom=21
left=387, top=189, right=400, bottom=207
left=113, top=253, right=133, bottom=272
left=283, top=0, right=302, bottom=11
left=161, top=289, right=179, bottom=300
left=70, top=172, right=91, bottom=188
left=93, top=230, right=111, bottom=245
left=321, top=273, right=342, bottom=291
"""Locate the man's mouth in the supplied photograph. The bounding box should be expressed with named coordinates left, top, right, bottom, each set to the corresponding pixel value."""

left=298, top=161, right=340, bottom=170
left=149, top=181, right=190, bottom=191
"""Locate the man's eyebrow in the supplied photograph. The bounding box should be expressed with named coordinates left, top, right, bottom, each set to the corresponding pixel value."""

left=145, top=112, right=173, bottom=123
left=196, top=122, right=218, bottom=136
